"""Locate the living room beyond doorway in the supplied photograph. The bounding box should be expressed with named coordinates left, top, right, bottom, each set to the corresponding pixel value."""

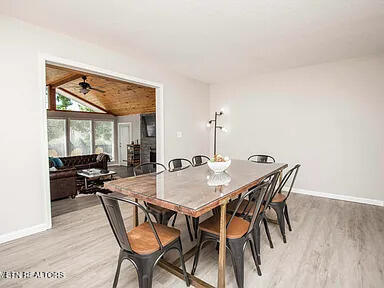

left=44, top=61, right=160, bottom=225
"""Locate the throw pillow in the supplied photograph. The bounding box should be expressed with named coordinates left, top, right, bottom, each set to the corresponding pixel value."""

left=50, top=157, right=64, bottom=168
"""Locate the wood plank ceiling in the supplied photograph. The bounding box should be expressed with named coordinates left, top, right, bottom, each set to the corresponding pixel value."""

left=46, top=65, right=156, bottom=116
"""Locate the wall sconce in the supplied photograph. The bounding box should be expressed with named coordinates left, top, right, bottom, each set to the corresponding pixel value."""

left=207, top=110, right=227, bottom=156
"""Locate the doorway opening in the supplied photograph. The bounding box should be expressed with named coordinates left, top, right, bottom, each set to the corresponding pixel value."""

left=40, top=56, right=164, bottom=228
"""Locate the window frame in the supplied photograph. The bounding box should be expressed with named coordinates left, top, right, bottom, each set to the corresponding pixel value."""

left=93, top=120, right=115, bottom=160
left=68, top=118, right=93, bottom=156
left=47, top=117, right=67, bottom=157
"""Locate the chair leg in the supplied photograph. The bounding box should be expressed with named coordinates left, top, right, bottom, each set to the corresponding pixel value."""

left=263, top=217, right=274, bottom=249
left=144, top=215, right=148, bottom=223
left=248, top=238, right=262, bottom=276
left=176, top=238, right=190, bottom=286
left=228, top=240, right=245, bottom=288
left=113, top=250, right=125, bottom=288
left=185, top=216, right=194, bottom=241
left=136, top=258, right=155, bottom=288
left=191, top=233, right=204, bottom=275
left=252, top=223, right=261, bottom=265
left=171, top=213, right=177, bottom=227
left=284, top=204, right=292, bottom=231
left=193, top=217, right=199, bottom=239
left=272, top=205, right=286, bottom=243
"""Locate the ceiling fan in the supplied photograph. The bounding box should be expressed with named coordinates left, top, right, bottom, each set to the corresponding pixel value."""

left=79, top=76, right=105, bottom=94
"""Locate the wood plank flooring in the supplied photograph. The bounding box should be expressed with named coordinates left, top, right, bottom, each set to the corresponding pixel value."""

left=0, top=193, right=383, bottom=287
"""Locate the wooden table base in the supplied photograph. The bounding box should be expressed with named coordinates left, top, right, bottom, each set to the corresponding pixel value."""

left=158, top=259, right=214, bottom=288
left=218, top=202, right=227, bottom=288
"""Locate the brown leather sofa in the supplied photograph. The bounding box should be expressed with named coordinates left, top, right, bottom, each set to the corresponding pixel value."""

left=50, top=168, right=77, bottom=201
left=49, top=154, right=111, bottom=201
left=59, top=153, right=110, bottom=171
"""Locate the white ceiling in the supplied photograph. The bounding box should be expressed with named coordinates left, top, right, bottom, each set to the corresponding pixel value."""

left=1, top=0, right=384, bottom=83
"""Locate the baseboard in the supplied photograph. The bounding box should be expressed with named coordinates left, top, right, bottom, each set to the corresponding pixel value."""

left=287, top=187, right=384, bottom=207
left=0, top=223, right=50, bottom=245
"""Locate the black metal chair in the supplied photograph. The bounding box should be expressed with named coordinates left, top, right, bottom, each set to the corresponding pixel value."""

left=168, top=158, right=193, bottom=172
left=97, top=192, right=190, bottom=288
left=191, top=155, right=210, bottom=167
left=134, top=163, right=177, bottom=226
left=227, top=171, right=280, bottom=266
left=268, top=164, right=300, bottom=243
left=248, top=154, right=275, bottom=163
left=191, top=182, right=270, bottom=288
left=167, top=159, right=195, bottom=241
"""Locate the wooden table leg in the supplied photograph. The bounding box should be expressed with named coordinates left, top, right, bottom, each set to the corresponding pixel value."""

left=218, top=201, right=227, bottom=288
left=133, top=198, right=139, bottom=227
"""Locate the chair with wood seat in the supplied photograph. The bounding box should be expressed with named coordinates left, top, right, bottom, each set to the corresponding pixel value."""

left=134, top=163, right=177, bottom=226
left=168, top=158, right=193, bottom=172
left=191, top=182, right=270, bottom=288
left=227, top=171, right=280, bottom=265
left=191, top=155, right=210, bottom=167
left=268, top=164, right=300, bottom=243
left=167, top=160, right=195, bottom=241
left=248, top=154, right=275, bottom=163
left=97, top=192, right=190, bottom=288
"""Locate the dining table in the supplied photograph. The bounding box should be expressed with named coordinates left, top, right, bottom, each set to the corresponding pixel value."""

left=104, top=159, right=287, bottom=288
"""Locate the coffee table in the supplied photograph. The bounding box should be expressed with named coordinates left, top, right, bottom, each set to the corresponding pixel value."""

left=77, top=169, right=116, bottom=190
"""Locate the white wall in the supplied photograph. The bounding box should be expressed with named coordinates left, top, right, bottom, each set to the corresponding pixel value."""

left=210, top=55, right=384, bottom=202
left=0, top=15, right=209, bottom=241
left=117, top=114, right=141, bottom=144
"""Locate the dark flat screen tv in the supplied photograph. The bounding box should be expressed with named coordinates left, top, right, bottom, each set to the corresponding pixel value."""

left=143, top=114, right=156, bottom=137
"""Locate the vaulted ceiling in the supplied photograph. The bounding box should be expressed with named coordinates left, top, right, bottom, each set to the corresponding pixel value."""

left=2, top=1, right=384, bottom=83
left=46, top=65, right=156, bottom=116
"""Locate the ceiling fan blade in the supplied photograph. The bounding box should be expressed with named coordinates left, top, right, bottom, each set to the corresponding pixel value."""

left=89, top=87, right=106, bottom=93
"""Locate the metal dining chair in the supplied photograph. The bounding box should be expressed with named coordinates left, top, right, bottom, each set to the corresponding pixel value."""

left=227, top=171, right=280, bottom=266
left=167, top=158, right=195, bottom=241
left=97, top=192, right=190, bottom=288
left=134, top=163, right=177, bottom=226
left=268, top=164, right=300, bottom=243
left=168, top=158, right=193, bottom=172
left=191, top=155, right=210, bottom=167
left=248, top=154, right=276, bottom=163
left=191, top=182, right=270, bottom=288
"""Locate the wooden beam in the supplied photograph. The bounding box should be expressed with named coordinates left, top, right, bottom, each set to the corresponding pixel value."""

left=49, top=73, right=82, bottom=87
left=58, top=88, right=113, bottom=115
left=46, top=63, right=152, bottom=89
left=48, top=85, right=56, bottom=110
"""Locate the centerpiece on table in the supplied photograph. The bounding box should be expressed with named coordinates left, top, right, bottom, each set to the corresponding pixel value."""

left=207, top=154, right=231, bottom=173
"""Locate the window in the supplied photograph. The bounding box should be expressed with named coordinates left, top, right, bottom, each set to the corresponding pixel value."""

left=94, top=121, right=114, bottom=160
left=56, top=93, right=96, bottom=113
left=69, top=120, right=92, bottom=156
left=47, top=119, right=66, bottom=157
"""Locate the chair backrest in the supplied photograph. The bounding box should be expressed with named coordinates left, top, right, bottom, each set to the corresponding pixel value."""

left=227, top=181, right=270, bottom=235
left=192, top=155, right=210, bottom=167
left=272, top=164, right=301, bottom=202
left=97, top=192, right=164, bottom=253
left=248, top=154, right=275, bottom=163
left=262, top=171, right=281, bottom=208
left=168, top=158, right=192, bottom=171
left=133, top=162, right=167, bottom=176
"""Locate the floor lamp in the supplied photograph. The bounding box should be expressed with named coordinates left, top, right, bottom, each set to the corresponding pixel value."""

left=207, top=110, right=227, bottom=156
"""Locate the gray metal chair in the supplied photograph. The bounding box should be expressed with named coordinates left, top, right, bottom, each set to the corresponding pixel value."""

left=97, top=192, right=190, bottom=288
left=191, top=182, right=270, bottom=288
left=134, top=163, right=177, bottom=226
left=191, top=155, right=210, bottom=167
left=168, top=158, right=193, bottom=172
left=248, top=154, right=275, bottom=163
left=268, top=164, right=301, bottom=243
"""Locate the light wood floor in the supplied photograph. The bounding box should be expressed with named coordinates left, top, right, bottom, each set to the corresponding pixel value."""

left=0, top=193, right=383, bottom=288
